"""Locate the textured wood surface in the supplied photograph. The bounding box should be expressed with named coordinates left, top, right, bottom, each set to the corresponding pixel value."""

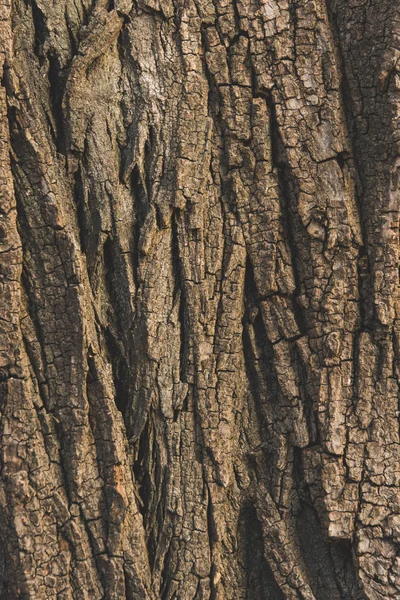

left=1, top=0, right=400, bottom=598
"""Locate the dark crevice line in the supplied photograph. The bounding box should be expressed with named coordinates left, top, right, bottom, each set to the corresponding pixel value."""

left=325, top=0, right=370, bottom=331
left=76, top=501, right=107, bottom=597
left=73, top=163, right=88, bottom=254
left=30, top=0, right=47, bottom=64
left=144, top=125, right=155, bottom=202
left=279, top=178, right=308, bottom=337
left=130, top=164, right=148, bottom=291
left=28, top=2, right=69, bottom=156
left=239, top=501, right=284, bottom=600
left=242, top=257, right=279, bottom=443
left=64, top=6, right=79, bottom=56
left=103, top=236, right=133, bottom=417
left=132, top=420, right=152, bottom=524
left=294, top=448, right=366, bottom=599
left=330, top=540, right=367, bottom=600
left=291, top=343, right=319, bottom=446
left=20, top=319, right=48, bottom=408
left=85, top=353, right=122, bottom=587
left=288, top=0, right=299, bottom=61
left=293, top=447, right=341, bottom=600
left=104, top=326, right=130, bottom=416
left=46, top=53, right=67, bottom=155
left=0, top=531, right=16, bottom=600
left=231, top=0, right=242, bottom=38
left=171, top=210, right=188, bottom=385
left=131, top=419, right=164, bottom=591
left=276, top=165, right=309, bottom=337
left=206, top=486, right=218, bottom=600
left=159, top=539, right=174, bottom=600
left=251, top=85, right=309, bottom=338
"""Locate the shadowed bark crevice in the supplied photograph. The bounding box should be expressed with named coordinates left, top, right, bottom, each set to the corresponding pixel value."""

left=73, top=164, right=88, bottom=253
left=238, top=502, right=284, bottom=600
left=46, top=52, right=67, bottom=154
left=30, top=0, right=47, bottom=63
left=0, top=529, right=18, bottom=600
left=133, top=419, right=152, bottom=522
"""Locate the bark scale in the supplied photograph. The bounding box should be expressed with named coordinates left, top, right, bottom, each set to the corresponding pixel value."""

left=0, top=0, right=399, bottom=598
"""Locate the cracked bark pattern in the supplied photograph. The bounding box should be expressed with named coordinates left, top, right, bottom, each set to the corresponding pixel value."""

left=0, top=0, right=399, bottom=597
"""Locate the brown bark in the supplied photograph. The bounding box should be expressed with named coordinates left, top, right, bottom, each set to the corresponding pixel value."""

left=1, top=0, right=400, bottom=598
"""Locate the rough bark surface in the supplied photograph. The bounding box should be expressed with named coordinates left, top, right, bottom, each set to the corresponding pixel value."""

left=1, top=0, right=400, bottom=598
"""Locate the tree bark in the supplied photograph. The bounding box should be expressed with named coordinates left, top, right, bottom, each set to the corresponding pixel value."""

left=1, top=0, right=400, bottom=598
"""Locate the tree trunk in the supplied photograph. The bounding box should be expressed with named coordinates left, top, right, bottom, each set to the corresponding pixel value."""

left=1, top=0, right=399, bottom=598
